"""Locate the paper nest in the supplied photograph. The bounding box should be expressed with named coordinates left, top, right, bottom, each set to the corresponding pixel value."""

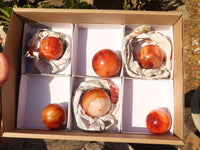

left=25, top=29, right=71, bottom=74
left=73, top=79, right=120, bottom=131
left=122, top=25, right=172, bottom=79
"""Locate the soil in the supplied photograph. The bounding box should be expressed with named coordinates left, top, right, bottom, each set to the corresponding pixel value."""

left=182, top=0, right=200, bottom=93
left=0, top=0, right=200, bottom=149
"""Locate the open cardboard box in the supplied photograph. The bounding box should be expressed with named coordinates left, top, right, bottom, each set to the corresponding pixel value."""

left=1, top=8, right=184, bottom=146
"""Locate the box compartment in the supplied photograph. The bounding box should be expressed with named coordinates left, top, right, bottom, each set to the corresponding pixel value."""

left=1, top=8, right=184, bottom=145
left=124, top=24, right=174, bottom=79
left=70, top=76, right=122, bottom=132
left=21, top=22, right=74, bottom=75
left=72, top=24, right=123, bottom=77
left=122, top=78, right=174, bottom=134
left=17, top=74, right=71, bottom=130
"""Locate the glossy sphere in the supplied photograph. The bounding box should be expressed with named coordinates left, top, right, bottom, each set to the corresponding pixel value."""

left=42, top=104, right=67, bottom=129
left=0, top=53, right=12, bottom=87
left=146, top=109, right=172, bottom=134
left=39, top=36, right=64, bottom=60
left=138, top=45, right=163, bottom=69
left=82, top=89, right=111, bottom=118
left=92, top=49, right=121, bottom=77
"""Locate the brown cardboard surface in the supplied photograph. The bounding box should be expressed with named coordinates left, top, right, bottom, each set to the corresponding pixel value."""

left=14, top=8, right=181, bottom=25
left=3, top=129, right=184, bottom=145
left=173, top=16, right=184, bottom=140
left=2, top=12, right=23, bottom=132
left=1, top=8, right=184, bottom=145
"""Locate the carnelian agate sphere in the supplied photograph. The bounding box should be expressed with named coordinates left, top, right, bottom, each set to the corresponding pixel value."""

left=81, top=89, right=111, bottom=118
left=137, top=45, right=163, bottom=69
left=39, top=36, right=64, bottom=60
left=146, top=109, right=172, bottom=134
left=42, top=104, right=67, bottom=129
left=92, top=49, right=121, bottom=77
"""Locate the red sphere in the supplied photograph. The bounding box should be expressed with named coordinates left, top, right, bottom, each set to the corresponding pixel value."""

left=39, top=36, right=64, bottom=60
left=138, top=45, right=163, bottom=69
left=0, top=53, right=12, bottom=87
left=146, top=109, right=172, bottom=134
left=42, top=103, right=67, bottom=129
left=81, top=89, right=111, bottom=118
left=92, top=49, right=121, bottom=77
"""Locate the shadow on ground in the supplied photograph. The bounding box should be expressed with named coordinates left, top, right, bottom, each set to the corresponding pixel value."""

left=94, top=0, right=124, bottom=9
left=143, top=0, right=184, bottom=11
left=0, top=138, right=47, bottom=150
left=93, top=0, right=184, bottom=10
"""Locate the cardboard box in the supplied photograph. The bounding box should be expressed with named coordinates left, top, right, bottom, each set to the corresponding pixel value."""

left=1, top=8, right=184, bottom=145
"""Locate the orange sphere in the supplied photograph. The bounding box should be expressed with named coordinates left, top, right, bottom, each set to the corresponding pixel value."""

left=146, top=109, right=172, bottom=134
left=92, top=49, right=121, bottom=77
left=138, top=45, right=163, bottom=69
left=39, top=36, right=64, bottom=60
left=42, top=104, right=67, bottom=129
left=81, top=89, right=111, bottom=118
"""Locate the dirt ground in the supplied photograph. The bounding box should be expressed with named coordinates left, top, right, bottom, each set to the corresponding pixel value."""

left=0, top=0, right=200, bottom=149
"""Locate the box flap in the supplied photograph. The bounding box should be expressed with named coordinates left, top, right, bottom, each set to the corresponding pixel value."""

left=13, top=8, right=182, bottom=25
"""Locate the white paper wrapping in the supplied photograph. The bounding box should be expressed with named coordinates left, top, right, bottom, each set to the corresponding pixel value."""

left=73, top=79, right=119, bottom=131
left=25, top=29, right=71, bottom=74
left=122, top=25, right=172, bottom=79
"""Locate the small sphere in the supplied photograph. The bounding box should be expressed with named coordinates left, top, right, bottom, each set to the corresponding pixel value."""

left=39, top=36, right=64, bottom=60
left=92, top=49, right=121, bottom=77
left=42, top=103, right=67, bottom=129
left=146, top=109, right=172, bottom=134
left=81, top=89, right=111, bottom=118
left=138, top=45, right=163, bottom=69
